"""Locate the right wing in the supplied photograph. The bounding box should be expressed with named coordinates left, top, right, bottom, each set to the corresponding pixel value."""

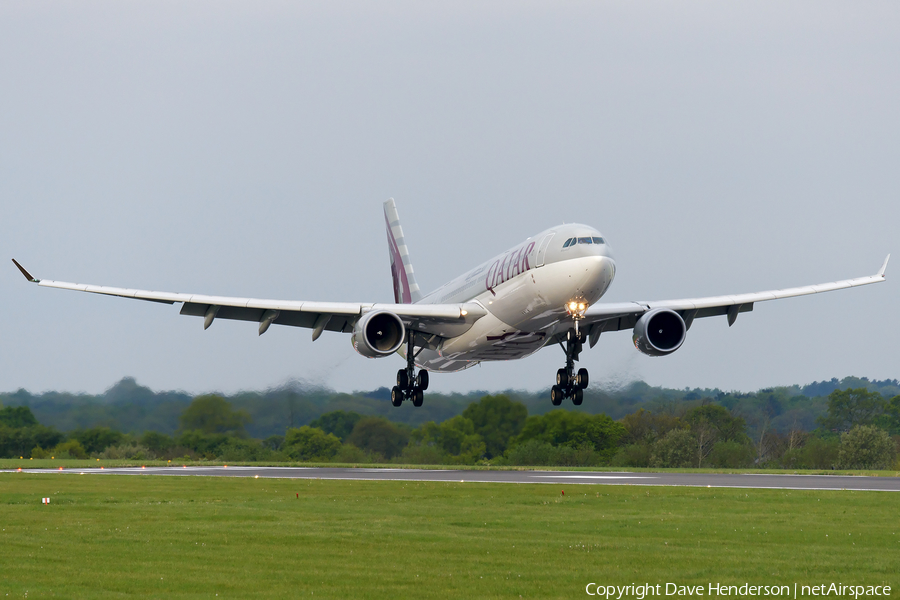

left=11, top=260, right=486, bottom=343
left=577, top=255, right=889, bottom=345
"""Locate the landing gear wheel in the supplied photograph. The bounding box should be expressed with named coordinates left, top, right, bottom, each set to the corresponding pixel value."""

left=576, top=368, right=589, bottom=389
left=391, top=386, right=404, bottom=407
left=556, top=368, right=569, bottom=388
left=412, top=388, right=424, bottom=407
left=416, top=370, right=429, bottom=391
left=551, top=385, right=564, bottom=406
left=397, top=369, right=410, bottom=390
left=572, top=388, right=583, bottom=406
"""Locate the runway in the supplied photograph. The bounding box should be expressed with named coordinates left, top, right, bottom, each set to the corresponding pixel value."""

left=7, top=465, right=900, bottom=492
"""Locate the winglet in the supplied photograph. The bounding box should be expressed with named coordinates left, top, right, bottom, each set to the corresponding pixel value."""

left=877, top=254, right=890, bottom=278
left=11, top=259, right=39, bottom=283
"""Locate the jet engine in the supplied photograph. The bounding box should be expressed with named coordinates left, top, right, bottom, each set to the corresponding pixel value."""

left=632, top=308, right=686, bottom=357
left=351, top=310, right=406, bottom=358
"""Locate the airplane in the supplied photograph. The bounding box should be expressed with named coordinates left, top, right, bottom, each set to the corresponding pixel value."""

left=13, top=199, right=890, bottom=408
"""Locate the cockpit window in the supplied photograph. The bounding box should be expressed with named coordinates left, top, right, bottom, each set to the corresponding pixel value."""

left=565, top=236, right=605, bottom=247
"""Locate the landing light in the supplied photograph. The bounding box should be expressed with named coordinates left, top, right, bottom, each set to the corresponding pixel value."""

left=566, top=300, right=589, bottom=319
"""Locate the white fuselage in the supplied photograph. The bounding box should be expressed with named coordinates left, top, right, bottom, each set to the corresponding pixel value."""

left=407, top=224, right=616, bottom=372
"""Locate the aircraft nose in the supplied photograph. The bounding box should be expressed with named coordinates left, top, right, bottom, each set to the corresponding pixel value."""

left=573, top=255, right=615, bottom=304
left=595, top=240, right=613, bottom=260
left=593, top=255, right=615, bottom=299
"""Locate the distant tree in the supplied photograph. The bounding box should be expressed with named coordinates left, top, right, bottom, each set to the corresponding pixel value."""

left=795, top=436, right=840, bottom=469
left=177, top=431, right=231, bottom=459
left=609, top=443, right=652, bottom=468
left=51, top=439, right=88, bottom=460
left=884, top=395, right=900, bottom=435
left=103, top=376, right=157, bottom=404
left=398, top=443, right=446, bottom=465
left=70, top=427, right=124, bottom=454
left=707, top=440, right=755, bottom=468
left=214, top=438, right=275, bottom=462
left=776, top=425, right=811, bottom=468
left=761, top=393, right=783, bottom=419
left=179, top=395, right=250, bottom=436
left=0, top=406, right=38, bottom=429
left=409, top=416, right=486, bottom=464
left=97, top=443, right=156, bottom=460
left=461, top=395, right=527, bottom=459
left=620, top=409, right=687, bottom=444
left=684, top=405, right=747, bottom=467
left=140, top=431, right=175, bottom=455
left=261, top=435, right=284, bottom=451
left=283, top=426, right=342, bottom=461
left=801, top=378, right=841, bottom=398
left=650, top=429, right=696, bottom=468
left=513, top=410, right=625, bottom=461
left=0, top=424, right=64, bottom=459
left=818, top=388, right=886, bottom=432
left=347, top=417, right=409, bottom=459
left=684, top=405, right=746, bottom=442
left=506, top=440, right=556, bottom=466
left=838, top=425, right=896, bottom=470
left=309, top=411, right=363, bottom=442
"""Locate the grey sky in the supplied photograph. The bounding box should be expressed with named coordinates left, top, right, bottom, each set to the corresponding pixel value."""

left=1, top=1, right=897, bottom=397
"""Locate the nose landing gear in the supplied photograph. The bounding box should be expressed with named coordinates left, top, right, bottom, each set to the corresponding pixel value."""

left=551, top=300, right=591, bottom=406
left=391, top=334, right=428, bottom=407
left=550, top=328, right=589, bottom=405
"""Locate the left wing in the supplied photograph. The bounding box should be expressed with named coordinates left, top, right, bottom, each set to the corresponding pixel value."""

left=11, top=260, right=486, bottom=342
left=578, top=255, right=890, bottom=347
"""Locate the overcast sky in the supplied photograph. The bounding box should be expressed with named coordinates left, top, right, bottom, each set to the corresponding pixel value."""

left=1, top=1, right=897, bottom=397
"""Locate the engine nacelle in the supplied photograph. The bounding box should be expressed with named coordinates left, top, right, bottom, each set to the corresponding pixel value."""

left=351, top=310, right=406, bottom=358
left=632, top=308, right=686, bottom=357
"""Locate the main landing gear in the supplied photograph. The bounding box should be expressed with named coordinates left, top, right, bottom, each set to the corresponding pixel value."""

left=551, top=327, right=589, bottom=406
left=391, top=334, right=428, bottom=407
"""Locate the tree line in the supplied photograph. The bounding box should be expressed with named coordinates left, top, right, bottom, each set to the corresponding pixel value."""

left=1, top=385, right=897, bottom=469
left=3, top=375, right=899, bottom=439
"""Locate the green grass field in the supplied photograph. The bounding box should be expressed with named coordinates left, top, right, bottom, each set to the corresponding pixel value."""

left=1, top=472, right=897, bottom=598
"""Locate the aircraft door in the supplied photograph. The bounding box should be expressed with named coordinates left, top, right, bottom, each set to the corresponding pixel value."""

left=535, top=233, right=555, bottom=267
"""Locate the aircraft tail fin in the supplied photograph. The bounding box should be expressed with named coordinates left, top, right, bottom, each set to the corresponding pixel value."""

left=383, top=198, right=422, bottom=304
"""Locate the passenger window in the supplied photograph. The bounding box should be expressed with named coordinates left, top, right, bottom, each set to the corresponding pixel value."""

left=577, top=237, right=592, bottom=244
left=592, top=237, right=605, bottom=244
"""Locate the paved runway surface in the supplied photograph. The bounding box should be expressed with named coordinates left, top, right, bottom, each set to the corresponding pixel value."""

left=7, top=466, right=900, bottom=491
